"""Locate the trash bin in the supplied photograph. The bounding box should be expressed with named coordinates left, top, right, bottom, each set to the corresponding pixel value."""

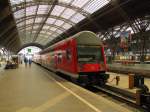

left=134, top=74, right=144, bottom=87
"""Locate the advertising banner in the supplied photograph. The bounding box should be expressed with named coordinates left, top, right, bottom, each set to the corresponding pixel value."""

left=120, top=30, right=131, bottom=50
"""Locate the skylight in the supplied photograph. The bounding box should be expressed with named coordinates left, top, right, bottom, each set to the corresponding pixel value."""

left=9, top=0, right=110, bottom=45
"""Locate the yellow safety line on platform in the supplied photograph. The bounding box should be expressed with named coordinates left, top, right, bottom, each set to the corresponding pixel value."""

left=16, top=67, right=133, bottom=112
left=16, top=92, right=70, bottom=112
left=33, top=92, right=70, bottom=112
left=44, top=72, right=103, bottom=112
left=16, top=107, right=32, bottom=112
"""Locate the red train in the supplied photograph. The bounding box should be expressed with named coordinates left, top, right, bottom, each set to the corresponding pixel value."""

left=33, top=31, right=109, bottom=86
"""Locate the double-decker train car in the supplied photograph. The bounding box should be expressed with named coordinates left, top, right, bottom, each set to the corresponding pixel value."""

left=34, top=31, right=109, bottom=85
left=33, top=53, right=41, bottom=64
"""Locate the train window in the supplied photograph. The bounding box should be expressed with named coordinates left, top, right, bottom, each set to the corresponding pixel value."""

left=66, top=49, right=71, bottom=61
left=50, top=53, right=55, bottom=65
left=77, top=46, right=103, bottom=63
left=57, top=53, right=62, bottom=64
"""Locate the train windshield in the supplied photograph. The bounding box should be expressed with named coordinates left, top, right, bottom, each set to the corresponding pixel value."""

left=77, top=45, right=103, bottom=63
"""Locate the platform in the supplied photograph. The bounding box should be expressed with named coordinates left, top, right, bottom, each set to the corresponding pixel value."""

left=0, top=63, right=137, bottom=112
left=108, top=72, right=150, bottom=89
left=107, top=72, right=150, bottom=98
left=108, top=63, right=150, bottom=77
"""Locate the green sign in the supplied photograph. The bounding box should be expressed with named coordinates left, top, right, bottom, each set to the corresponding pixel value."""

left=28, top=48, right=31, bottom=53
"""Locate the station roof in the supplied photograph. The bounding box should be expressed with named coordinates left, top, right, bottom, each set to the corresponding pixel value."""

left=0, top=0, right=149, bottom=52
left=10, top=0, right=110, bottom=46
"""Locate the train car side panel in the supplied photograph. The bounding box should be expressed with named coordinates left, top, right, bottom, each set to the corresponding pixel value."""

left=54, top=38, right=78, bottom=77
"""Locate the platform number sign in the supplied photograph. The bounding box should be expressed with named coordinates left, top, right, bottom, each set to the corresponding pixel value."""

left=28, top=48, right=31, bottom=53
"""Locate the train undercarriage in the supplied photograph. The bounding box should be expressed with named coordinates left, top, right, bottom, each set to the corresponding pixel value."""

left=71, top=72, right=110, bottom=86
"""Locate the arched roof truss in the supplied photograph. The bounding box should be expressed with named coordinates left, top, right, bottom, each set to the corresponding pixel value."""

left=10, top=0, right=110, bottom=45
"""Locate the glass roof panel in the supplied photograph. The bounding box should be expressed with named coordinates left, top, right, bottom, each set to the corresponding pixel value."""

left=50, top=27, right=57, bottom=31
left=32, top=31, right=37, bottom=34
left=46, top=31, right=53, bottom=36
left=33, top=25, right=40, bottom=29
left=14, top=9, right=25, bottom=18
left=38, top=34, right=48, bottom=38
left=10, top=0, right=111, bottom=45
left=10, top=0, right=23, bottom=5
left=26, top=19, right=34, bottom=24
left=10, top=0, right=32, bottom=5
left=41, top=40, right=49, bottom=45
left=62, top=23, right=72, bottom=29
left=54, top=20, right=64, bottom=26
left=51, top=33, right=59, bottom=38
left=35, top=37, right=49, bottom=45
left=46, top=18, right=56, bottom=24
left=26, top=6, right=37, bottom=16
left=46, top=32, right=52, bottom=35
left=83, top=0, right=109, bottom=13
left=59, top=0, right=72, bottom=4
left=61, top=8, right=76, bottom=19
left=17, top=22, right=25, bottom=27
left=37, top=5, right=50, bottom=14
left=70, top=13, right=85, bottom=23
left=43, top=25, right=50, bottom=30
left=56, top=29, right=63, bottom=34
left=26, top=27, right=32, bottom=30
left=51, top=5, right=65, bottom=16
left=40, top=30, right=46, bottom=34
left=71, top=0, right=90, bottom=8
left=35, top=17, right=43, bottom=23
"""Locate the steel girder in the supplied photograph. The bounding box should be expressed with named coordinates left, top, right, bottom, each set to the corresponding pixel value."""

left=0, top=21, right=16, bottom=39
left=16, top=14, right=75, bottom=26
left=18, top=23, right=66, bottom=32
left=1, top=29, right=18, bottom=46
left=12, top=1, right=90, bottom=17
left=20, top=29, right=60, bottom=36
left=32, top=0, right=58, bottom=42
left=17, top=42, right=44, bottom=53
left=0, top=6, right=11, bottom=23
left=11, top=0, right=90, bottom=44
left=0, top=0, right=21, bottom=52
left=45, top=0, right=150, bottom=47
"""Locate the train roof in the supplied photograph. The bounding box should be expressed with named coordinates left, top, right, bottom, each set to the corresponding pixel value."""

left=40, top=31, right=102, bottom=54
left=72, top=31, right=102, bottom=45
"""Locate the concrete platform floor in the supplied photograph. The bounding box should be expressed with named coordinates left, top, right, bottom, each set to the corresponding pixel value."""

left=0, top=63, right=140, bottom=112
left=108, top=72, right=150, bottom=90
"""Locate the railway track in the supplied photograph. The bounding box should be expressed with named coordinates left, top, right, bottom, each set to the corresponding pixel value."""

left=57, top=72, right=148, bottom=111
left=39, top=64, right=149, bottom=112
left=89, top=85, right=148, bottom=112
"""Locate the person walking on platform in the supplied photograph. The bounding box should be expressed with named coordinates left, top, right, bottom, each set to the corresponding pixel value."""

left=24, top=57, right=28, bottom=67
left=29, top=58, right=32, bottom=67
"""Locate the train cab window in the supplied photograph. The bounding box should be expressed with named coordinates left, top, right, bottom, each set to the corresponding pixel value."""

left=66, top=49, right=71, bottom=61
left=77, top=46, right=103, bottom=64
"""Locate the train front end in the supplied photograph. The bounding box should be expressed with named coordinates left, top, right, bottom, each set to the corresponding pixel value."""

left=77, top=45, right=109, bottom=85
left=75, top=31, right=109, bottom=85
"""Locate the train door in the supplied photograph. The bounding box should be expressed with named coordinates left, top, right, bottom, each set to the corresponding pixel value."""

left=54, top=53, right=58, bottom=69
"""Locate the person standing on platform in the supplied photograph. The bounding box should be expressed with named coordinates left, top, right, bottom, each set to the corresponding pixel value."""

left=29, top=58, right=32, bottom=67
left=24, top=57, right=28, bottom=67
